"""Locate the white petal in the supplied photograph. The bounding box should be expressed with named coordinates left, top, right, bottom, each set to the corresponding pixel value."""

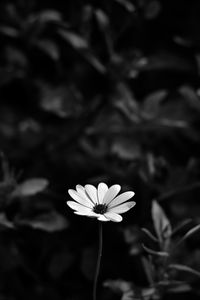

left=68, top=189, right=93, bottom=208
left=103, top=184, right=121, bottom=205
left=108, top=201, right=136, bottom=214
left=104, top=212, right=123, bottom=222
left=97, top=183, right=108, bottom=204
left=76, top=185, right=94, bottom=205
left=85, top=184, right=98, bottom=204
left=108, top=191, right=135, bottom=207
left=98, top=215, right=110, bottom=222
left=74, top=210, right=98, bottom=217
left=67, top=201, right=90, bottom=213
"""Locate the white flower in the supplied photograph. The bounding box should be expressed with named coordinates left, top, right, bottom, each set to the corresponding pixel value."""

left=67, top=183, right=136, bottom=222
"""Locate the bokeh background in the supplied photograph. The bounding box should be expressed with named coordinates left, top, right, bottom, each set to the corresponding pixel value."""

left=1, top=0, right=200, bottom=299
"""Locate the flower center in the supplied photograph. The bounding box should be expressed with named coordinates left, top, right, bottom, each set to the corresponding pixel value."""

left=93, top=204, right=107, bottom=214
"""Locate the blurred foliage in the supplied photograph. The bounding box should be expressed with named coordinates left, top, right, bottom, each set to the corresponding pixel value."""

left=1, top=0, right=200, bottom=299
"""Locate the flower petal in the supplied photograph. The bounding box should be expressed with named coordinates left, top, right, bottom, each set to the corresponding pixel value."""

left=108, top=201, right=136, bottom=214
left=108, top=191, right=135, bottom=207
left=76, top=185, right=95, bottom=205
left=85, top=184, right=98, bottom=204
left=74, top=210, right=98, bottom=217
left=104, top=212, right=123, bottom=222
left=67, top=201, right=90, bottom=213
left=103, top=184, right=121, bottom=205
left=97, top=183, right=108, bottom=204
left=98, top=215, right=110, bottom=222
left=68, top=189, right=93, bottom=208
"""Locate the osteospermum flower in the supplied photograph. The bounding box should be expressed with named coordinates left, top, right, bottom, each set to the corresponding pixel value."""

left=67, top=183, right=136, bottom=222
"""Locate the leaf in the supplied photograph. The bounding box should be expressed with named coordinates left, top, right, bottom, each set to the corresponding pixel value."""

left=113, top=82, right=141, bottom=123
left=12, top=178, right=49, bottom=197
left=16, top=211, right=68, bottom=232
left=114, top=0, right=135, bottom=12
left=95, top=9, right=109, bottom=32
left=80, top=246, right=97, bottom=280
left=49, top=248, right=74, bottom=279
left=169, top=264, right=200, bottom=278
left=5, top=46, right=27, bottom=68
left=111, top=137, right=141, bottom=160
left=142, top=244, right=169, bottom=257
left=122, top=290, right=134, bottom=300
left=144, top=0, right=161, bottom=19
left=0, top=26, right=19, bottom=37
left=151, top=200, right=172, bottom=246
left=121, top=287, right=156, bottom=300
left=58, top=29, right=106, bottom=73
left=39, top=83, right=83, bottom=118
left=38, top=10, right=62, bottom=23
left=158, top=279, right=191, bottom=293
left=104, top=279, right=132, bottom=293
left=179, top=85, right=200, bottom=112
left=171, top=219, right=192, bottom=237
left=167, top=283, right=191, bottom=293
left=0, top=213, right=14, bottom=229
left=83, top=52, right=106, bottom=74
left=58, top=29, right=88, bottom=50
left=35, top=39, right=60, bottom=61
left=144, top=51, right=194, bottom=72
left=141, top=228, right=159, bottom=242
left=142, top=90, right=168, bottom=118
left=141, top=256, right=154, bottom=285
left=176, top=224, right=200, bottom=246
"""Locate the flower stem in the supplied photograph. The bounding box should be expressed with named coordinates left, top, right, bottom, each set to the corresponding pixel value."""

left=93, top=222, right=103, bottom=300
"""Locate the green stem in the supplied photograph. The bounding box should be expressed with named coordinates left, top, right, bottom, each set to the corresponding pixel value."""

left=93, top=222, right=103, bottom=300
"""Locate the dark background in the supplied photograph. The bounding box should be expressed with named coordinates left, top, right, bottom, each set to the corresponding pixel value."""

left=1, top=0, right=200, bottom=299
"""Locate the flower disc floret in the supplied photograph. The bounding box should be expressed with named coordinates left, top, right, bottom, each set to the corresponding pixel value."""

left=93, top=204, right=108, bottom=214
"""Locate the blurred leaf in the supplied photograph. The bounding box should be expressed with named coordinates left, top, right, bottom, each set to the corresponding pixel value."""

left=81, top=246, right=96, bottom=280
left=169, top=264, right=200, bottom=278
left=0, top=154, right=16, bottom=198
left=141, top=228, right=158, bottom=242
left=39, top=83, right=83, bottom=118
left=151, top=200, right=172, bottom=247
left=171, top=219, right=192, bottom=237
left=0, top=213, right=14, bottom=229
left=142, top=244, right=169, bottom=257
left=114, top=0, right=135, bottom=12
left=34, top=39, right=60, bottom=61
left=16, top=210, right=68, bottom=232
left=13, top=178, right=48, bottom=197
left=104, top=279, right=132, bottom=293
left=38, top=10, right=62, bottom=23
left=0, top=25, right=19, bottom=37
left=94, top=9, right=109, bottom=32
left=122, top=290, right=134, bottom=300
left=111, top=137, right=141, bottom=160
left=121, top=287, right=156, bottom=300
left=49, top=248, right=74, bottom=279
left=58, top=29, right=88, bottom=50
left=179, top=85, right=200, bottom=112
left=141, top=256, right=155, bottom=285
left=174, top=36, right=192, bottom=47
left=167, top=283, right=191, bottom=293
left=83, top=52, right=106, bottom=73
left=114, top=82, right=140, bottom=123
left=142, top=90, right=168, bottom=118
left=144, top=0, right=161, bottom=19
left=58, top=29, right=106, bottom=73
left=176, top=223, right=200, bottom=246
left=144, top=51, right=194, bottom=72
left=4, top=46, right=27, bottom=68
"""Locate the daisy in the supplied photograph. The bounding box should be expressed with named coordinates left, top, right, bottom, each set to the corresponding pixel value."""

left=67, top=183, right=136, bottom=222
